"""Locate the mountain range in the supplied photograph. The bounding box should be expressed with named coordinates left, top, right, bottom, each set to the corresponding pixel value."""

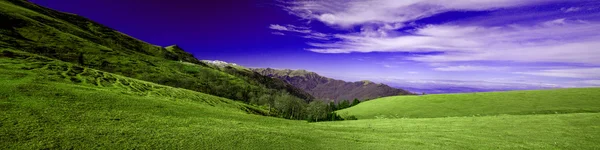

left=252, top=68, right=413, bottom=103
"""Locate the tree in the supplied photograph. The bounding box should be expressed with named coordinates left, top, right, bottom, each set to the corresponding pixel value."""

left=328, top=101, right=337, bottom=111
left=338, top=100, right=350, bottom=110
left=306, top=101, right=328, bottom=122
left=235, top=92, right=244, bottom=102
left=273, top=91, right=306, bottom=120
left=258, top=94, right=274, bottom=112
left=351, top=98, right=360, bottom=107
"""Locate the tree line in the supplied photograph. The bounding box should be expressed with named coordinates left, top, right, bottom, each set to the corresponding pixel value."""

left=249, top=92, right=363, bottom=122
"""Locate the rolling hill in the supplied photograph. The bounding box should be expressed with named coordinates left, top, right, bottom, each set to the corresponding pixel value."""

left=1, top=49, right=600, bottom=149
left=252, top=68, right=413, bottom=102
left=1, top=51, right=599, bottom=149
left=337, top=88, right=600, bottom=119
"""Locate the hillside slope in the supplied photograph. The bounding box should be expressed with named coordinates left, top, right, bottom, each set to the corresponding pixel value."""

left=252, top=68, right=413, bottom=102
left=0, top=0, right=313, bottom=103
left=2, top=50, right=599, bottom=149
left=337, top=88, right=600, bottom=119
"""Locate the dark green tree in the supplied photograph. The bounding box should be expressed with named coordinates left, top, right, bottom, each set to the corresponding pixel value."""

left=328, top=101, right=337, bottom=111
left=273, top=91, right=307, bottom=120
left=351, top=98, right=360, bottom=106
left=338, top=100, right=350, bottom=110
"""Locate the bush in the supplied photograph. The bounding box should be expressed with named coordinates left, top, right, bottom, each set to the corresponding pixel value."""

left=345, top=115, right=358, bottom=120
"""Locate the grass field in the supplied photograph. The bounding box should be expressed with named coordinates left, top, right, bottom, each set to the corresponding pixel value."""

left=2, top=51, right=600, bottom=149
left=337, top=89, right=600, bottom=119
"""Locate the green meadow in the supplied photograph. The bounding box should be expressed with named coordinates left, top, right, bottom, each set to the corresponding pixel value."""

left=337, top=88, right=600, bottom=119
left=1, top=50, right=600, bottom=149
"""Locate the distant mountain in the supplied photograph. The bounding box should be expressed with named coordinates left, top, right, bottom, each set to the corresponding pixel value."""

left=384, top=80, right=561, bottom=94
left=252, top=68, right=413, bottom=102
left=398, top=86, right=499, bottom=94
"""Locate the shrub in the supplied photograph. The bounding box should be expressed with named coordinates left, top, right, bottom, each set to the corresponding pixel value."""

left=345, top=115, right=358, bottom=120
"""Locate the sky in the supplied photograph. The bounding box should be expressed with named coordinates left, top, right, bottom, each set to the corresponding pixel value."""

left=31, top=0, right=600, bottom=91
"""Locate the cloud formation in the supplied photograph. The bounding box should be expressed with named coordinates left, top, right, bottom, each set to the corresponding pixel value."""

left=434, top=65, right=508, bottom=72
left=515, top=68, right=600, bottom=79
left=305, top=20, right=600, bottom=65
left=273, top=0, right=600, bottom=83
left=561, top=7, right=581, bottom=13
left=269, top=24, right=311, bottom=33
left=271, top=32, right=285, bottom=35
left=283, top=0, right=555, bottom=27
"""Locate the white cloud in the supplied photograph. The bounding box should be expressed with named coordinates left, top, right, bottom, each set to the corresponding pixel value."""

left=542, top=18, right=567, bottom=26
left=271, top=32, right=285, bottom=35
left=515, top=68, right=600, bottom=78
left=269, top=24, right=311, bottom=33
left=283, top=0, right=556, bottom=27
left=269, top=24, right=334, bottom=40
left=416, top=25, right=484, bottom=37
left=269, top=24, right=287, bottom=30
left=580, top=80, right=600, bottom=86
left=278, top=0, right=600, bottom=69
left=305, top=20, right=600, bottom=65
left=410, top=40, right=600, bottom=64
left=374, top=62, right=399, bottom=68
left=303, top=32, right=332, bottom=40
left=382, top=79, right=563, bottom=90
left=434, top=65, right=508, bottom=72
left=561, top=7, right=581, bottom=13
left=382, top=64, right=400, bottom=68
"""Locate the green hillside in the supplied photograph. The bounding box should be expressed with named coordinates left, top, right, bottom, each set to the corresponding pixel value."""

left=337, top=88, right=600, bottom=119
left=0, top=0, right=313, bottom=104
left=2, top=50, right=600, bottom=149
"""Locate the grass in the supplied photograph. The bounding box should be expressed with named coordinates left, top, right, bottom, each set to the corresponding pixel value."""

left=337, top=88, right=600, bottom=119
left=0, top=49, right=266, bottom=114
left=2, top=51, right=600, bottom=149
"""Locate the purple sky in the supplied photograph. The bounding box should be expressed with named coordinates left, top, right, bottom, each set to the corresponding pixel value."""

left=30, top=0, right=600, bottom=90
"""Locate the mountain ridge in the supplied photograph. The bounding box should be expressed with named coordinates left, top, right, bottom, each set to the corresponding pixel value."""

left=252, top=68, right=414, bottom=102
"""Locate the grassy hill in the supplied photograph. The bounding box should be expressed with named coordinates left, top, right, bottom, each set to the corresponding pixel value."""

left=337, top=88, right=600, bottom=119
left=0, top=0, right=313, bottom=104
left=2, top=50, right=600, bottom=149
